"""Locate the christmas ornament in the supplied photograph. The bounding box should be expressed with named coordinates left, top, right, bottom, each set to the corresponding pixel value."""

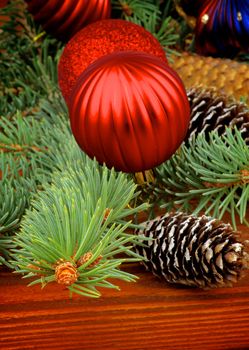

left=25, top=0, right=111, bottom=41
left=135, top=212, right=248, bottom=289
left=69, top=51, right=190, bottom=173
left=170, top=52, right=249, bottom=104
left=195, top=0, right=249, bottom=56
left=58, top=19, right=167, bottom=104
left=186, top=87, right=249, bottom=145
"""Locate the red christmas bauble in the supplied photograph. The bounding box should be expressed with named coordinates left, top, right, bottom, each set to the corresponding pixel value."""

left=69, top=51, right=190, bottom=173
left=58, top=19, right=167, bottom=104
left=25, top=0, right=111, bottom=41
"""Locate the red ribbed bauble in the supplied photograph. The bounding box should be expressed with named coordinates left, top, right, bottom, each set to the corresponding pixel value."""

left=58, top=19, right=167, bottom=104
left=69, top=51, right=190, bottom=173
left=25, top=0, right=111, bottom=41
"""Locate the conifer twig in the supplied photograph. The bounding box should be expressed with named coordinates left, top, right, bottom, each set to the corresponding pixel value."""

left=11, top=159, right=149, bottom=298
left=147, top=128, right=249, bottom=228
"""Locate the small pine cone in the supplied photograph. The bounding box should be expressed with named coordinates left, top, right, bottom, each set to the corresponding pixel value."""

left=169, top=53, right=249, bottom=104
left=55, top=261, right=78, bottom=286
left=77, top=252, right=102, bottom=268
left=135, top=212, right=248, bottom=289
left=186, top=87, right=249, bottom=144
left=77, top=252, right=93, bottom=267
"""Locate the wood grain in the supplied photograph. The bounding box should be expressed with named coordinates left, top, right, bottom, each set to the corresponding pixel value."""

left=1, top=219, right=249, bottom=350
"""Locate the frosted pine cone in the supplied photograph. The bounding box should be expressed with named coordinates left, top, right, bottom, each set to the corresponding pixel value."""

left=186, top=87, right=249, bottom=144
left=135, top=212, right=248, bottom=289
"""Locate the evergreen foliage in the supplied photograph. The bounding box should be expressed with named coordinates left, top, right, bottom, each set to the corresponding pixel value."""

left=0, top=113, right=55, bottom=263
left=147, top=128, right=249, bottom=228
left=12, top=158, right=148, bottom=297
left=111, top=0, right=179, bottom=57
left=0, top=1, right=61, bottom=115
left=0, top=0, right=248, bottom=296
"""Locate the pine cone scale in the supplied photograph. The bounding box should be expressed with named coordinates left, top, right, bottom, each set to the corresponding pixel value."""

left=135, top=212, right=248, bottom=289
left=184, top=87, right=249, bottom=145
left=170, top=53, right=249, bottom=104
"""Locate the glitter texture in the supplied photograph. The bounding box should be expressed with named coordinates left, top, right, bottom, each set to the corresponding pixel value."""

left=58, top=19, right=167, bottom=104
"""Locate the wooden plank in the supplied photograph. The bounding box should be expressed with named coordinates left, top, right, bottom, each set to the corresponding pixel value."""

left=1, top=265, right=249, bottom=350
left=1, top=219, right=249, bottom=350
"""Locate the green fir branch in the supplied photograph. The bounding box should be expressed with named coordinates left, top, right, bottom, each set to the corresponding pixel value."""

left=0, top=39, right=61, bottom=115
left=111, top=0, right=179, bottom=57
left=11, top=158, right=148, bottom=298
left=0, top=235, right=14, bottom=267
left=0, top=155, right=29, bottom=233
left=112, top=0, right=160, bottom=23
left=150, top=128, right=249, bottom=228
left=0, top=1, right=62, bottom=115
left=153, top=17, right=180, bottom=58
left=0, top=107, right=70, bottom=253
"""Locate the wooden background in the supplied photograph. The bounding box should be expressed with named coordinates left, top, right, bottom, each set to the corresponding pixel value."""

left=1, top=218, right=249, bottom=350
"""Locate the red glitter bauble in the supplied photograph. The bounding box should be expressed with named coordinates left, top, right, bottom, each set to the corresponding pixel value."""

left=25, top=0, right=111, bottom=41
left=58, top=19, right=167, bottom=104
left=69, top=51, right=190, bottom=173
